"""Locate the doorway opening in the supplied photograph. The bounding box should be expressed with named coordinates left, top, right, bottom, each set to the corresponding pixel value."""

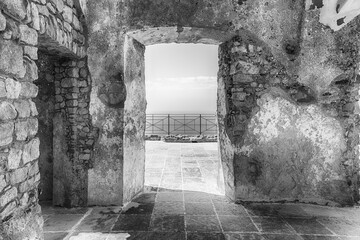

left=143, top=43, right=224, bottom=195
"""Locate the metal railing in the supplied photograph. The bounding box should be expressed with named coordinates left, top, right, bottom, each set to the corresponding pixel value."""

left=146, top=114, right=218, bottom=136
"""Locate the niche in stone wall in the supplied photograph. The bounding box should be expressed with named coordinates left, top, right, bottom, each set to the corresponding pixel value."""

left=35, top=52, right=57, bottom=202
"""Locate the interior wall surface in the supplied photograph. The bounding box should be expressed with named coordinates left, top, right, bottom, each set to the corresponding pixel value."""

left=85, top=0, right=360, bottom=206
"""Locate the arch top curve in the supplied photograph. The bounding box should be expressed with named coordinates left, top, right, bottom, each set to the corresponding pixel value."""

left=126, top=27, right=237, bottom=46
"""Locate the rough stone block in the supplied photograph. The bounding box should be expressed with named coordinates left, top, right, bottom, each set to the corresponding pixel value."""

left=10, top=167, right=27, bottom=185
left=0, top=201, right=16, bottom=220
left=0, top=187, right=18, bottom=207
left=5, top=78, right=22, bottom=99
left=62, top=5, right=73, bottom=23
left=8, top=144, right=22, bottom=170
left=0, top=41, right=26, bottom=78
left=1, top=0, right=27, bottom=20
left=0, top=175, right=7, bottom=192
left=79, top=68, right=87, bottom=78
left=39, top=15, right=46, bottom=35
left=23, top=59, right=39, bottom=81
left=19, top=25, right=38, bottom=46
left=46, top=3, right=56, bottom=14
left=0, top=102, right=17, bottom=121
left=0, top=122, right=14, bottom=146
left=72, top=15, right=81, bottom=30
left=67, top=68, right=79, bottom=78
left=233, top=73, right=253, bottom=83
left=0, top=80, right=6, bottom=98
left=14, top=100, right=31, bottom=118
left=28, top=100, right=38, bottom=116
left=30, top=3, right=40, bottom=31
left=28, top=162, right=39, bottom=177
left=37, top=5, right=49, bottom=17
left=19, top=82, right=38, bottom=98
left=50, top=0, right=64, bottom=12
left=61, top=78, right=77, bottom=87
left=19, top=192, right=29, bottom=207
left=24, top=46, right=38, bottom=60
left=15, top=118, right=38, bottom=141
left=22, top=138, right=40, bottom=164
left=0, top=11, right=6, bottom=31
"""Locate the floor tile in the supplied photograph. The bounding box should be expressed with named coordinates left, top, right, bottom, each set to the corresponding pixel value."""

left=149, top=214, right=185, bottom=232
left=317, top=217, right=360, bottom=236
left=76, top=214, right=118, bottom=232
left=41, top=206, right=89, bottom=215
left=300, top=236, right=342, bottom=240
left=156, top=192, right=183, bottom=202
left=184, top=192, right=211, bottom=202
left=121, top=231, right=148, bottom=240
left=153, top=202, right=185, bottom=215
left=44, top=232, right=68, bottom=240
left=244, top=203, right=309, bottom=218
left=121, top=202, right=154, bottom=215
left=133, top=193, right=157, bottom=203
left=224, top=233, right=265, bottom=240
left=262, top=234, right=303, bottom=240
left=183, top=168, right=202, bottom=178
left=185, top=202, right=216, bottom=215
left=90, top=206, right=122, bottom=215
left=218, top=215, right=258, bottom=232
left=112, top=214, right=151, bottom=231
left=213, top=201, right=247, bottom=215
left=147, top=231, right=186, bottom=240
left=187, top=232, right=225, bottom=240
left=185, top=215, right=222, bottom=232
left=284, top=217, right=333, bottom=235
left=43, top=214, right=84, bottom=231
left=252, top=217, right=296, bottom=234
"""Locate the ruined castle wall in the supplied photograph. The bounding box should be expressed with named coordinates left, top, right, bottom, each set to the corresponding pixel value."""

left=85, top=0, right=360, bottom=206
left=0, top=0, right=87, bottom=238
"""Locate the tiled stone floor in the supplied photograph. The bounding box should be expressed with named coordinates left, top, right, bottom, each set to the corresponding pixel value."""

left=41, top=141, right=360, bottom=240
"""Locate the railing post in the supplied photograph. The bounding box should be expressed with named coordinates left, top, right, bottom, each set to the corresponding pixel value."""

left=199, top=114, right=202, bottom=135
left=168, top=114, right=170, bottom=135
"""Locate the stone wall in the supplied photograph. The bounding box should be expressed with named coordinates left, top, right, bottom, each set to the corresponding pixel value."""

left=85, top=0, right=360, bottom=207
left=0, top=0, right=87, bottom=238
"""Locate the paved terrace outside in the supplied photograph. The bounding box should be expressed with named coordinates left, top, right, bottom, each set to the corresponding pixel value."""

left=41, top=142, right=360, bottom=240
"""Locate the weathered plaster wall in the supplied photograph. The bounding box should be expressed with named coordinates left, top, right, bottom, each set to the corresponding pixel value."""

left=35, top=52, right=56, bottom=202
left=85, top=0, right=360, bottom=206
left=123, top=36, right=146, bottom=204
left=238, top=91, right=348, bottom=204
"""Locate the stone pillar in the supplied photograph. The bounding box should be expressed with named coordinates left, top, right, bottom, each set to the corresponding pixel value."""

left=123, top=36, right=146, bottom=204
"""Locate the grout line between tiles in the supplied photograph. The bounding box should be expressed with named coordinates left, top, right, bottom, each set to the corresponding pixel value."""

left=63, top=208, right=93, bottom=240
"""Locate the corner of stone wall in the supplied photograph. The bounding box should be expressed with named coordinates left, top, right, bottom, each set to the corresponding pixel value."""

left=0, top=2, right=43, bottom=238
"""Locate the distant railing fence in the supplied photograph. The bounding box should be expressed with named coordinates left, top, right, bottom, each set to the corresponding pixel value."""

left=146, top=114, right=218, bottom=136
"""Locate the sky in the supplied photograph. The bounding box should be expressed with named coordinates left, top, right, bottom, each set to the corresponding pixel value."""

left=145, top=43, right=218, bottom=114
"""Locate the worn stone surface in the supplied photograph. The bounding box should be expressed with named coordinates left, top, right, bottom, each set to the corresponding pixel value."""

left=123, top=36, right=146, bottom=204
left=0, top=122, right=14, bottom=146
left=0, top=41, right=26, bottom=78
left=237, top=92, right=349, bottom=204
left=0, top=101, right=17, bottom=121
left=23, top=138, right=40, bottom=165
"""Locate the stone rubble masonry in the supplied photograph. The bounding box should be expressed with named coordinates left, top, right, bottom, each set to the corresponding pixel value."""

left=0, top=0, right=86, bottom=238
left=53, top=58, right=95, bottom=206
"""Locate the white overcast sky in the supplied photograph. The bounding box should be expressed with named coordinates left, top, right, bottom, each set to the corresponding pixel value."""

left=145, top=43, right=218, bottom=114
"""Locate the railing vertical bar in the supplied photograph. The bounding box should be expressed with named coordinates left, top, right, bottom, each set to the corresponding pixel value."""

left=168, top=114, right=170, bottom=135
left=199, top=114, right=202, bottom=135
